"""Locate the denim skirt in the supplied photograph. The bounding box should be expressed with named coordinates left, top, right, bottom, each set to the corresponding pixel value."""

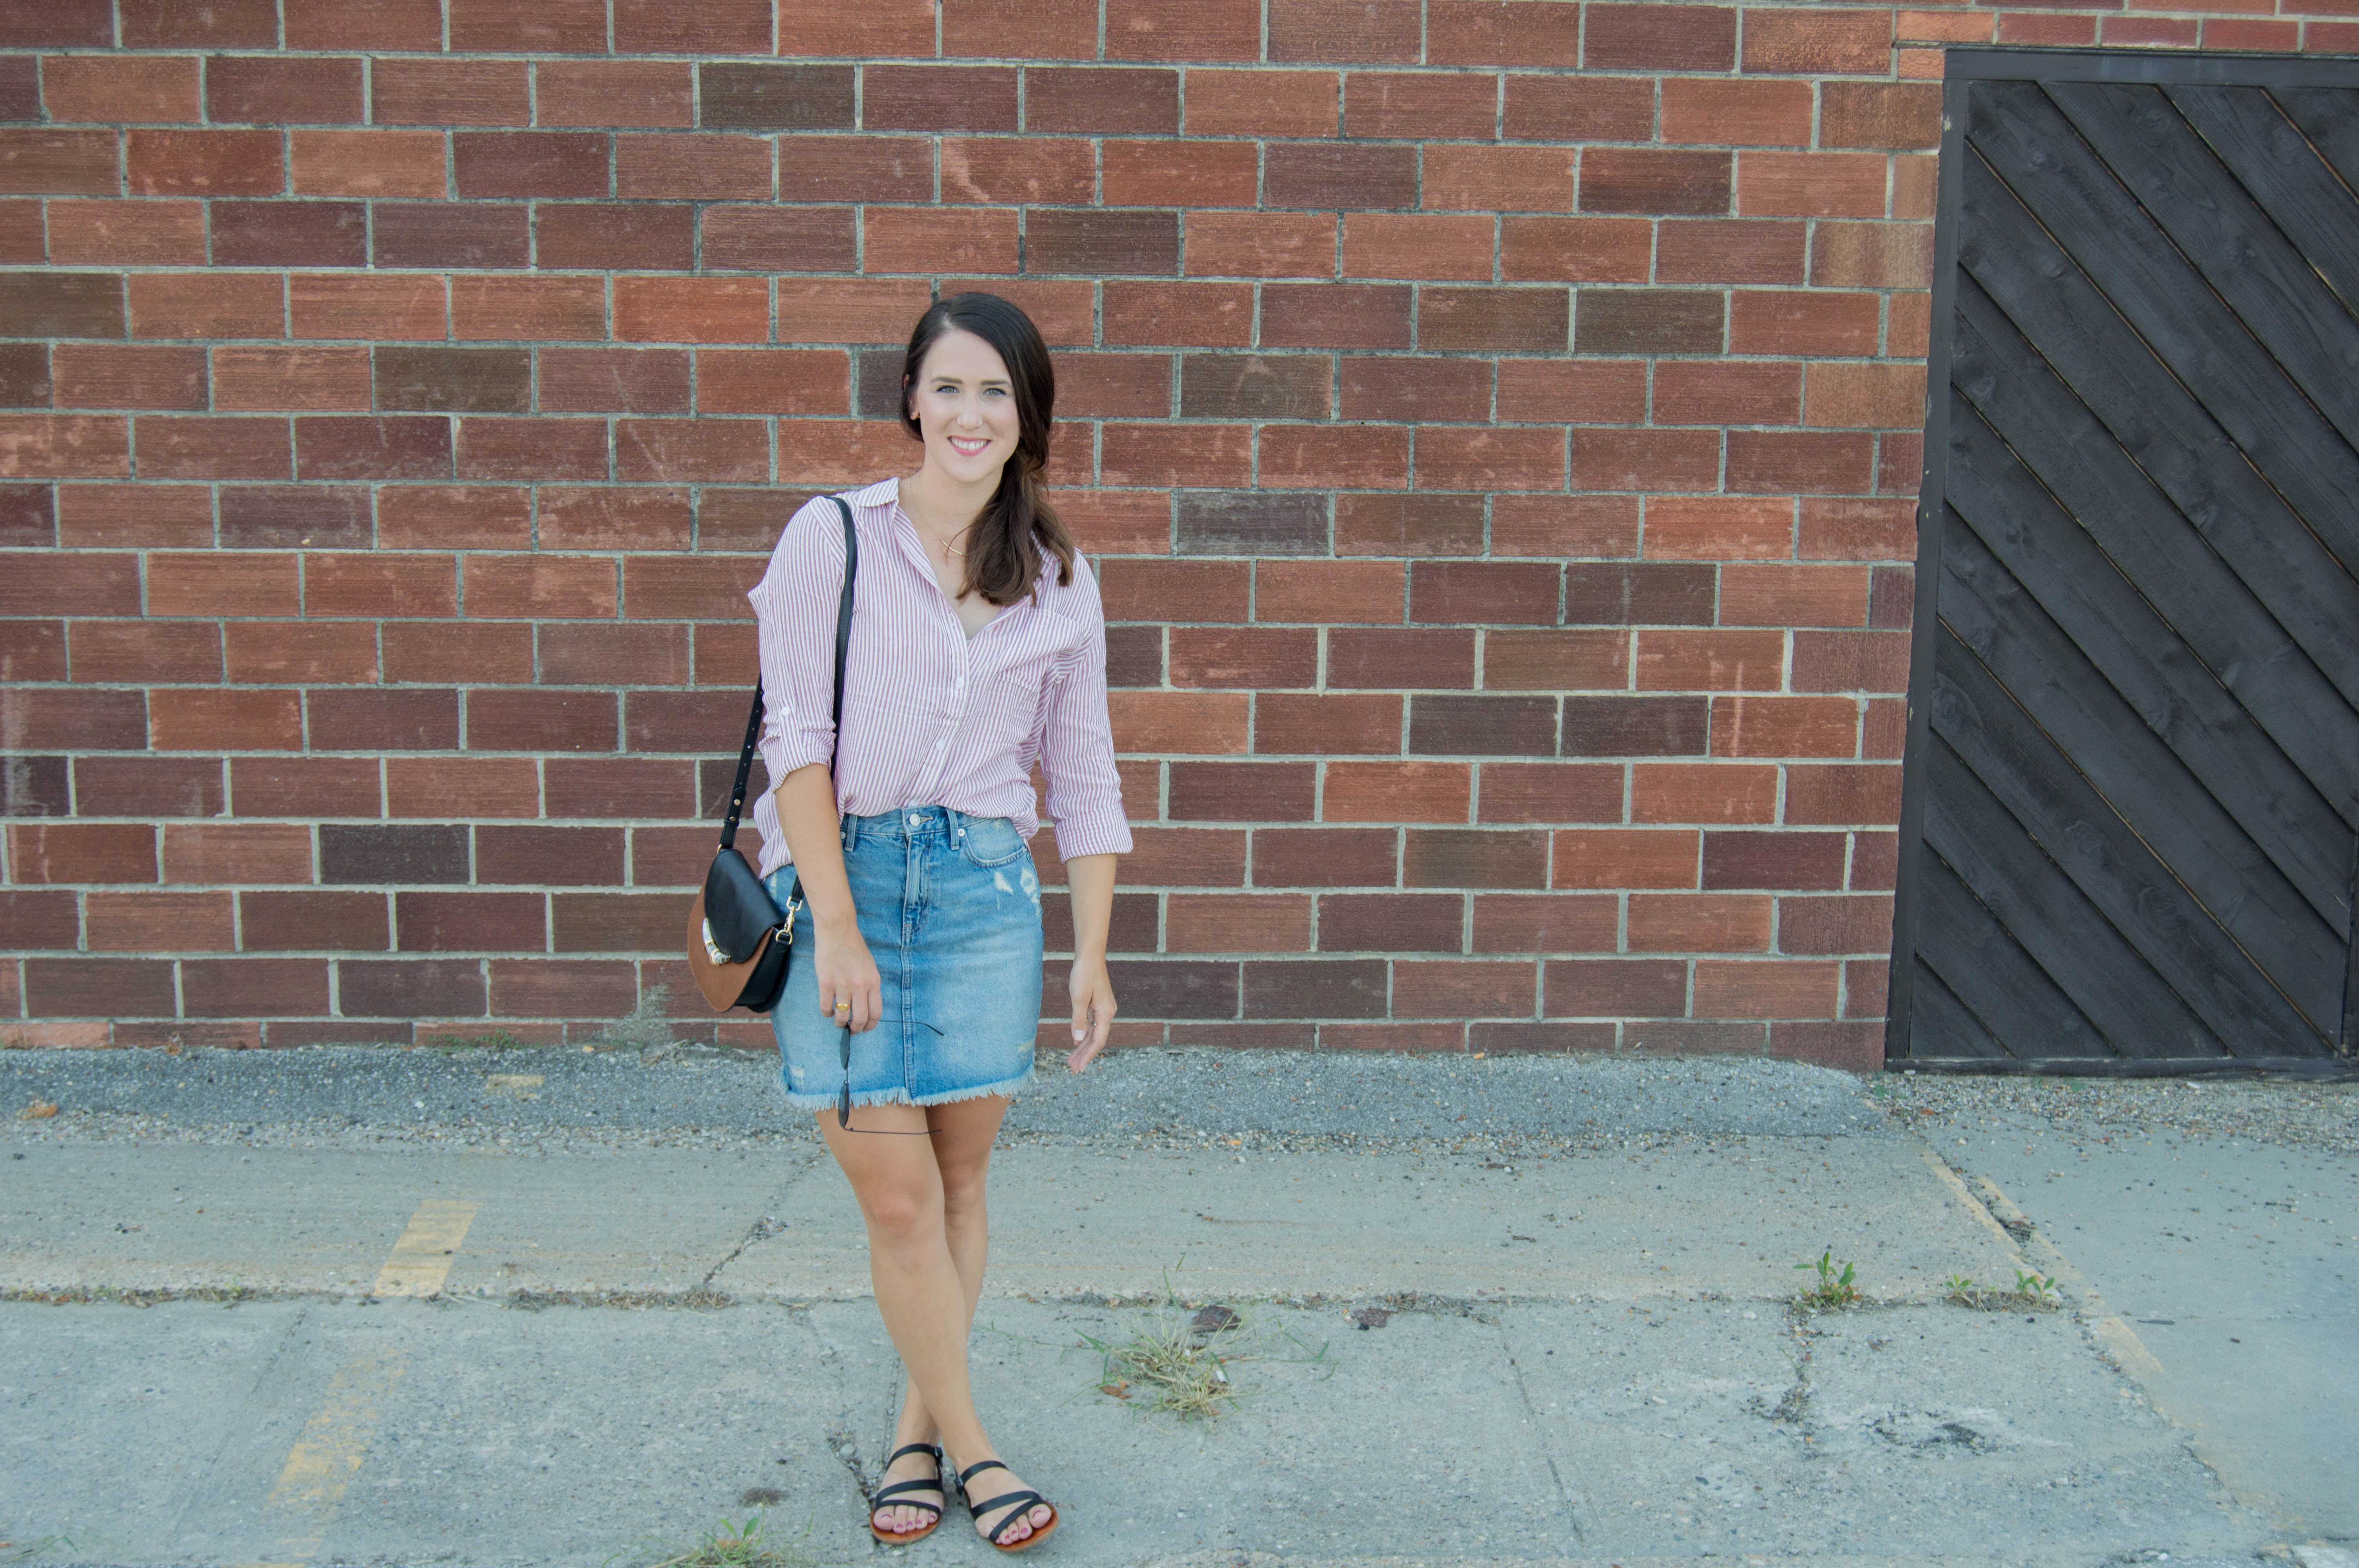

left=765, top=805, right=1045, bottom=1112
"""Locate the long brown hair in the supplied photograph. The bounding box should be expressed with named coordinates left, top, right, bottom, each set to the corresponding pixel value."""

left=900, top=292, right=1078, bottom=605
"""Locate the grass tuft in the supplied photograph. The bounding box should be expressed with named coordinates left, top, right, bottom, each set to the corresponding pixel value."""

left=1793, top=1248, right=1862, bottom=1309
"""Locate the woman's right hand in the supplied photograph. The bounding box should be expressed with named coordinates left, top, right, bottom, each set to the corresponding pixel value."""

left=812, top=917, right=883, bottom=1033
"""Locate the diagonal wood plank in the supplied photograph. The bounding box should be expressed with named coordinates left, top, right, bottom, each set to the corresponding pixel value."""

left=1956, top=171, right=2359, bottom=694
left=1939, top=522, right=2348, bottom=1024
left=1923, top=731, right=2226, bottom=1060
left=2045, top=81, right=2359, bottom=451
left=1941, top=411, right=2355, bottom=930
left=1914, top=855, right=2111, bottom=1060
left=2166, top=85, right=2359, bottom=329
left=1931, top=628, right=2330, bottom=1056
left=2272, top=87, right=2359, bottom=192
left=1946, top=278, right=2359, bottom=836
left=1908, top=957, right=2012, bottom=1060
left=1966, top=85, right=2359, bottom=593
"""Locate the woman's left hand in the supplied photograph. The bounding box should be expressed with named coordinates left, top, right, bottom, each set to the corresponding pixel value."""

left=1067, top=955, right=1118, bottom=1071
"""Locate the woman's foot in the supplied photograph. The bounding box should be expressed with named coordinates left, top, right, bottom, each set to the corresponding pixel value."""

left=869, top=1443, right=944, bottom=1543
left=952, top=1455, right=1056, bottom=1550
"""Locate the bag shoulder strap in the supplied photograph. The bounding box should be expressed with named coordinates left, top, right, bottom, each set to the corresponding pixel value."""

left=719, top=494, right=859, bottom=850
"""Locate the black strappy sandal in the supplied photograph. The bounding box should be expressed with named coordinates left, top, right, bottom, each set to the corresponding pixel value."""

left=867, top=1443, right=944, bottom=1546
left=954, top=1458, right=1059, bottom=1553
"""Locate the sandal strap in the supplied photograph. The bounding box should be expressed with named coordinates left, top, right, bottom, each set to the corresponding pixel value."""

left=971, top=1488, right=1051, bottom=1544
left=886, top=1442, right=942, bottom=1468
left=957, top=1458, right=1009, bottom=1488
left=873, top=1479, right=944, bottom=1509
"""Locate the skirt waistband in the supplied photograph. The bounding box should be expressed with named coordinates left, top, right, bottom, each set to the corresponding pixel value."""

left=840, top=804, right=1005, bottom=849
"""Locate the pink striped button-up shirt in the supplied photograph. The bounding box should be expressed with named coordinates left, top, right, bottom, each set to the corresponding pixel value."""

left=745, top=477, right=1132, bottom=878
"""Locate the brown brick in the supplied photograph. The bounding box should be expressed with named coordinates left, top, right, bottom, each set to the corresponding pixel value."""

left=0, top=888, right=79, bottom=950
left=1242, top=958, right=1386, bottom=1017
left=1657, top=219, right=1807, bottom=285
left=1334, top=492, right=1485, bottom=555
left=47, top=344, right=200, bottom=409
left=1584, top=3, right=1737, bottom=69
left=288, top=274, right=443, bottom=340
left=371, top=60, right=530, bottom=126
left=693, top=206, right=852, bottom=272
left=1027, top=210, right=1178, bottom=277
left=9, top=822, right=156, bottom=884
left=305, top=690, right=453, bottom=753
left=1737, top=151, right=1888, bottom=220
left=463, top=689, right=617, bottom=753
left=1107, top=690, right=1250, bottom=755
left=1100, top=423, right=1251, bottom=489
left=866, top=65, right=1018, bottom=132
left=549, top=892, right=675, bottom=953
left=1426, top=0, right=1582, bottom=65
left=1576, top=289, right=1725, bottom=354
left=373, top=347, right=530, bottom=415
left=1742, top=7, right=1892, bottom=74
left=1172, top=355, right=1324, bottom=421
left=1811, top=221, right=1934, bottom=289
left=454, top=418, right=605, bottom=483
left=1407, top=561, right=1555, bottom=626
left=373, top=203, right=528, bottom=269
left=1475, top=761, right=1623, bottom=825
left=1161, top=893, right=1307, bottom=954
left=1822, top=82, right=1941, bottom=149
left=1419, top=287, right=1568, bottom=352
left=1806, top=361, right=1927, bottom=431
left=1021, top=67, right=1179, bottom=136
left=536, top=62, right=695, bottom=128
left=25, top=958, right=176, bottom=1018
left=1632, top=760, right=1777, bottom=824
left=1101, top=282, right=1252, bottom=348
left=391, top=891, right=543, bottom=953
left=1342, top=214, right=1496, bottom=282
left=125, top=129, right=277, bottom=197
left=1102, top=557, right=1252, bottom=623
left=340, top=958, right=487, bottom=1017
left=222, top=620, right=376, bottom=683
left=544, top=758, right=693, bottom=818
left=207, top=55, right=362, bottom=125
left=863, top=206, right=1020, bottom=277
left=1544, top=958, right=1687, bottom=1017
left=0, top=272, right=122, bottom=340
left=1253, top=559, right=1403, bottom=624
left=2, top=134, right=113, bottom=206
left=1727, top=430, right=1875, bottom=495
left=1269, top=0, right=1422, bottom=64
left=1730, top=290, right=1881, bottom=358
left=1721, top=564, right=1868, bottom=630
left=475, top=825, right=627, bottom=886
left=1485, top=630, right=1627, bottom=691
left=213, top=201, right=368, bottom=267
left=452, top=131, right=604, bottom=199
left=237, top=891, right=387, bottom=951
left=1777, top=893, right=1892, bottom=956
left=614, top=0, right=769, bottom=51
left=1325, top=760, right=1473, bottom=824
left=1500, top=74, right=1654, bottom=140
left=1419, top=426, right=1568, bottom=492
left=132, top=415, right=286, bottom=480
left=1496, top=363, right=1644, bottom=428
left=1700, top=830, right=1846, bottom=891
left=42, top=200, right=198, bottom=267
left=1410, top=695, right=1557, bottom=757
left=1579, top=148, right=1730, bottom=216
left=1, top=684, right=146, bottom=754
left=1627, top=893, right=1771, bottom=953
left=1317, top=891, right=1461, bottom=951
left=159, top=822, right=310, bottom=884
left=1423, top=145, right=1574, bottom=213
left=121, top=0, right=275, bottom=45
left=1169, top=626, right=1318, bottom=690
left=1560, top=694, right=1708, bottom=758
left=213, top=483, right=366, bottom=547
left=1266, top=144, right=1418, bottom=211
left=210, top=347, right=365, bottom=413
left=1326, top=628, right=1474, bottom=690
left=297, top=416, right=454, bottom=481
left=1168, top=761, right=1316, bottom=822
left=381, top=622, right=532, bottom=684
left=945, top=0, right=1097, bottom=58
left=0, top=483, right=53, bottom=547
left=302, top=552, right=457, bottom=617
left=1247, top=828, right=1387, bottom=889
left=36, top=55, right=189, bottom=124
left=4, top=756, right=69, bottom=820
left=1106, top=0, right=1260, bottom=61
left=1254, top=693, right=1401, bottom=755
left=533, top=347, right=687, bottom=414
left=701, top=64, right=856, bottom=131
left=1791, top=629, right=1907, bottom=691
left=452, top=276, right=605, bottom=341
left=1261, top=283, right=1412, bottom=350
left=1403, top=827, right=1548, bottom=888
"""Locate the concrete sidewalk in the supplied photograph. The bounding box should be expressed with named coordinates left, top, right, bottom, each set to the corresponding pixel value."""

left=1, top=1045, right=2350, bottom=1567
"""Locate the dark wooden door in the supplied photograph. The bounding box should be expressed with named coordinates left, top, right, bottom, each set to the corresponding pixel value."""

left=1890, top=49, right=2359, bottom=1074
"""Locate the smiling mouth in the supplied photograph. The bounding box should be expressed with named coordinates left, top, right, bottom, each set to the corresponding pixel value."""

left=948, top=436, right=992, bottom=456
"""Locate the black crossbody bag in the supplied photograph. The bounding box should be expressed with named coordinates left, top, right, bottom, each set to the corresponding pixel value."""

left=685, top=495, right=858, bottom=1014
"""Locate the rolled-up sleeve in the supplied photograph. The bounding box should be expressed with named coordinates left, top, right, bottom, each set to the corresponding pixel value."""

left=747, top=497, right=852, bottom=787
left=1040, top=559, right=1134, bottom=860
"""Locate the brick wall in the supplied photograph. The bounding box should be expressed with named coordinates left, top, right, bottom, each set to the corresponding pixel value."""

left=3, top=1, right=2346, bottom=1065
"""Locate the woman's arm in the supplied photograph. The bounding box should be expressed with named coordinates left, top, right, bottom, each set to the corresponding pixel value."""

left=1063, top=851, right=1118, bottom=1070
left=774, top=762, right=881, bottom=1032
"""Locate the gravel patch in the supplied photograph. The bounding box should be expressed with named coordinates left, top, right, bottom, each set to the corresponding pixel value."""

left=1872, top=1069, right=2359, bottom=1156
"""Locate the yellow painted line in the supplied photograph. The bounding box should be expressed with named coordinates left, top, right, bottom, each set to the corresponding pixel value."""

left=235, top=1197, right=484, bottom=1568
left=371, top=1198, right=478, bottom=1299
left=1967, top=1174, right=2169, bottom=1387
left=1917, top=1145, right=2024, bottom=1251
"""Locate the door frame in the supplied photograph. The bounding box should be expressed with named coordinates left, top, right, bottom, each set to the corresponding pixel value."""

left=1886, top=45, right=2359, bottom=1077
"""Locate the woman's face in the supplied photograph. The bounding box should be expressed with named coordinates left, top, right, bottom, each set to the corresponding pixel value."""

left=907, top=327, right=1020, bottom=488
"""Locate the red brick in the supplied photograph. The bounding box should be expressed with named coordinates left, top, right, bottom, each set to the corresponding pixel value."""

left=1260, top=283, right=1412, bottom=349
left=1101, top=423, right=1251, bottom=488
left=534, top=62, right=694, bottom=128
left=452, top=276, right=605, bottom=342
left=41, top=200, right=194, bottom=266
left=1550, top=827, right=1696, bottom=889
left=1248, top=827, right=1396, bottom=888
left=1476, top=761, right=1624, bottom=824
left=1497, top=75, right=1652, bottom=141
left=1341, top=214, right=1494, bottom=281
left=1023, top=66, right=1180, bottom=135
left=0, top=414, right=127, bottom=478
left=1392, top=959, right=1534, bottom=1016
left=445, top=0, right=604, bottom=51
left=1631, top=761, right=1777, bottom=824
left=1324, top=761, right=1471, bottom=823
left=159, top=823, right=310, bottom=884
left=1253, top=559, right=1402, bottom=623
left=207, top=348, right=365, bottom=414
left=381, top=622, right=533, bottom=684
left=1656, top=219, right=1807, bottom=285
left=1061, top=492, right=1173, bottom=557
left=1107, top=691, right=1250, bottom=755
left=1416, top=426, right=1566, bottom=491
left=1426, top=0, right=1582, bottom=65
left=2208, top=18, right=2300, bottom=50
left=1169, top=626, right=1318, bottom=689
left=1339, top=358, right=1490, bottom=423
left=1253, top=693, right=1401, bottom=755
left=945, top=0, right=1097, bottom=57
left=1496, top=360, right=1646, bottom=424
left=8, top=823, right=156, bottom=884
left=1692, top=959, right=1838, bottom=1018
left=456, top=417, right=607, bottom=481
left=2, top=617, right=67, bottom=678
left=181, top=957, right=328, bottom=1016
left=300, top=552, right=456, bottom=618
left=1424, top=145, right=1576, bottom=213
left=1188, top=70, right=1341, bottom=136
left=774, top=419, right=925, bottom=488
left=462, top=555, right=617, bottom=619
left=1344, top=70, right=1498, bottom=138
left=1163, top=894, right=1310, bottom=953
left=129, top=416, right=283, bottom=480
left=0, top=888, right=82, bottom=951
left=1790, top=630, right=1908, bottom=695
left=122, top=273, right=273, bottom=340
left=613, top=278, right=769, bottom=345
left=1626, top=892, right=1770, bottom=952
left=0, top=130, right=118, bottom=196
left=1100, top=558, right=1251, bottom=623
left=1783, top=762, right=1900, bottom=826
left=1731, top=289, right=1881, bottom=356
left=1660, top=78, right=1812, bottom=146
left=1632, top=628, right=1782, bottom=692
left=613, top=0, right=768, bottom=51
left=860, top=206, right=1020, bottom=277
left=127, top=129, right=281, bottom=197
left=1811, top=221, right=1935, bottom=289
left=1728, top=430, right=1876, bottom=495
left=1117, top=827, right=1250, bottom=887
left=1259, top=424, right=1408, bottom=490
left=1106, top=0, right=1261, bottom=61
left=465, top=689, right=616, bottom=754
left=1714, top=567, right=1861, bottom=632
left=370, top=60, right=529, bottom=126
left=1738, top=152, right=1888, bottom=220
left=682, top=349, right=844, bottom=417
left=151, top=690, right=302, bottom=752
left=1822, top=82, right=1942, bottom=150
left=84, top=890, right=234, bottom=953
left=1102, top=281, right=1254, bottom=347
left=789, top=0, right=937, bottom=54
left=24, top=960, right=176, bottom=1019
left=0, top=686, right=145, bottom=751
left=1742, top=7, right=1892, bottom=73
left=48, top=345, right=204, bottom=410
left=1496, top=215, right=1652, bottom=282
left=289, top=274, right=446, bottom=340
left=1778, top=893, right=1894, bottom=955
left=540, top=481, right=698, bottom=543
left=43, top=55, right=201, bottom=123
left=1806, top=362, right=1927, bottom=430
left=140, top=552, right=289, bottom=618
left=1651, top=360, right=1799, bottom=426
left=942, top=278, right=1095, bottom=346
left=1269, top=0, right=1422, bottom=63
left=1579, top=148, right=1730, bottom=216
left=1185, top=214, right=1338, bottom=280
left=535, top=204, right=693, bottom=271
left=1710, top=695, right=1856, bottom=758
left=383, top=759, right=536, bottom=819
left=1422, top=286, right=1571, bottom=353
left=1543, top=957, right=1685, bottom=1016
left=1469, top=893, right=1617, bottom=957
left=225, top=621, right=378, bottom=683
left=1169, top=760, right=1315, bottom=822
left=1887, top=290, right=1932, bottom=357
left=297, top=416, right=453, bottom=481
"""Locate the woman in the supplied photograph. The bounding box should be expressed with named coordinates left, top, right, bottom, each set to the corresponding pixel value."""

left=746, top=292, right=1129, bottom=1552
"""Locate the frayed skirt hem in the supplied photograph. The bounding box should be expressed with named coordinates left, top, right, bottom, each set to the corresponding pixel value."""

left=776, top=1058, right=1035, bottom=1112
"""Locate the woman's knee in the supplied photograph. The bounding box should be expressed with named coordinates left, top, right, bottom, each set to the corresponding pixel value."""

left=862, top=1181, right=945, bottom=1252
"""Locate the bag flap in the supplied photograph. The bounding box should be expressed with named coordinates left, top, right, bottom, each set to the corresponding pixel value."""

left=700, top=848, right=782, bottom=962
